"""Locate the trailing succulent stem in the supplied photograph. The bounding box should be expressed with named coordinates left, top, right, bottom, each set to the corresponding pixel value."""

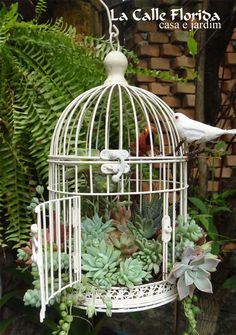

left=182, top=295, right=201, bottom=335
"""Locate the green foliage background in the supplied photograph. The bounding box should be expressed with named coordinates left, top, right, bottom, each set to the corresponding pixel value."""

left=0, top=4, right=106, bottom=247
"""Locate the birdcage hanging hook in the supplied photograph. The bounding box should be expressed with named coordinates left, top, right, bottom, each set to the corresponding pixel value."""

left=100, top=0, right=120, bottom=51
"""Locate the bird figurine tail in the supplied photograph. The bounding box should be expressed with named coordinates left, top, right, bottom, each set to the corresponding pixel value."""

left=224, top=129, right=236, bottom=135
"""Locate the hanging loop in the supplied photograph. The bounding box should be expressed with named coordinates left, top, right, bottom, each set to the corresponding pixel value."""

left=100, top=0, right=120, bottom=51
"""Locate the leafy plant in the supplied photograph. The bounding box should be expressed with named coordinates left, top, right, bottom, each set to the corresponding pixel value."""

left=175, top=239, right=195, bottom=261
left=0, top=3, right=105, bottom=248
left=35, top=0, right=47, bottom=21
left=188, top=191, right=235, bottom=254
left=222, top=275, right=236, bottom=289
left=187, top=30, right=198, bottom=57
left=130, top=196, right=173, bottom=239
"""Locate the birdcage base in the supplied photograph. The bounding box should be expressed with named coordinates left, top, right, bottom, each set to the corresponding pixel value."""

left=76, top=280, right=177, bottom=313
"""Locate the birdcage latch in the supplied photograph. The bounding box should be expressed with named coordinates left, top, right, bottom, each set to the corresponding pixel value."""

left=161, top=215, right=172, bottom=243
left=100, top=149, right=130, bottom=183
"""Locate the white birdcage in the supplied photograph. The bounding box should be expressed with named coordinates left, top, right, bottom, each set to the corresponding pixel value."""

left=31, top=2, right=188, bottom=323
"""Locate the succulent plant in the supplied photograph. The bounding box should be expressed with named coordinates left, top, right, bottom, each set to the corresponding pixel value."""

left=175, top=239, right=195, bottom=260
left=82, top=240, right=121, bottom=287
left=168, top=247, right=220, bottom=300
left=117, top=258, right=152, bottom=288
left=176, top=216, right=203, bottom=242
left=133, top=238, right=162, bottom=274
left=111, top=206, right=131, bottom=226
left=86, top=304, right=97, bottom=318
left=109, top=231, right=138, bottom=257
left=24, top=288, right=41, bottom=308
left=24, top=282, right=63, bottom=308
left=81, top=214, right=115, bottom=249
left=132, top=196, right=163, bottom=227
left=102, top=296, right=113, bottom=317
left=93, top=273, right=118, bottom=289
left=46, top=252, right=69, bottom=272
left=128, top=215, right=156, bottom=239
left=132, top=196, right=172, bottom=238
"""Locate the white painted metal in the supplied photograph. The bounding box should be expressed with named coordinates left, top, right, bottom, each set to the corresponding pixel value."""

left=76, top=281, right=177, bottom=312
left=32, top=48, right=188, bottom=321
left=33, top=197, right=81, bottom=322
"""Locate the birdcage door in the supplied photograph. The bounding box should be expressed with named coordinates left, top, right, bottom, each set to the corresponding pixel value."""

left=31, top=196, right=81, bottom=322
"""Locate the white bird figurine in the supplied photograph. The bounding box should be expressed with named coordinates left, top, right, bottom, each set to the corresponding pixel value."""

left=173, top=112, right=236, bottom=143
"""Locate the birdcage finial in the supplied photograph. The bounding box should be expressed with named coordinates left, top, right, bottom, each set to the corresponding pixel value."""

left=104, top=50, right=128, bottom=85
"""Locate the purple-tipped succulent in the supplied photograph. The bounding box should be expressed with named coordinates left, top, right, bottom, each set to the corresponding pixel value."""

left=168, top=246, right=220, bottom=300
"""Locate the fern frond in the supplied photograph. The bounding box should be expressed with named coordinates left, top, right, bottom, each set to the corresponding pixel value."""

left=0, top=6, right=106, bottom=248
left=35, top=0, right=47, bottom=21
left=0, top=141, right=33, bottom=247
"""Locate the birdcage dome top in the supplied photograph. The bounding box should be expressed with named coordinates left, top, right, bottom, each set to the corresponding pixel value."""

left=49, top=51, right=183, bottom=161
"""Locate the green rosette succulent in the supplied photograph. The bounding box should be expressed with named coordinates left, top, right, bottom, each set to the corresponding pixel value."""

left=176, top=216, right=203, bottom=242
left=82, top=214, right=115, bottom=250
left=82, top=240, right=121, bottom=287
left=133, top=238, right=162, bottom=274
left=168, top=247, right=220, bottom=300
left=117, top=258, right=152, bottom=288
left=128, top=215, right=156, bottom=239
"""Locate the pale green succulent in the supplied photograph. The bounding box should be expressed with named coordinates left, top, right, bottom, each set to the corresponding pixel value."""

left=175, top=239, right=195, bottom=260
left=24, top=288, right=41, bottom=308
left=82, top=240, right=121, bottom=286
left=117, top=258, right=152, bottom=288
left=128, top=215, right=156, bottom=239
left=93, top=273, right=118, bottom=289
left=176, top=216, right=203, bottom=242
left=47, top=252, right=69, bottom=271
left=168, top=247, right=220, bottom=300
left=86, top=304, right=97, bottom=318
left=132, top=196, right=164, bottom=228
left=81, top=214, right=115, bottom=249
left=133, top=238, right=162, bottom=274
left=174, top=215, right=204, bottom=261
